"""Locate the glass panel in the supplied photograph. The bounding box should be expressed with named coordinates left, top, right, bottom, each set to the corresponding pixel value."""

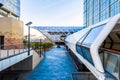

left=78, top=32, right=89, bottom=43
left=76, top=44, right=83, bottom=56
left=76, top=43, right=94, bottom=66
left=104, top=51, right=119, bottom=80
left=81, top=47, right=94, bottom=66
left=82, top=25, right=105, bottom=46
left=110, top=1, right=120, bottom=17
left=0, top=0, right=4, bottom=3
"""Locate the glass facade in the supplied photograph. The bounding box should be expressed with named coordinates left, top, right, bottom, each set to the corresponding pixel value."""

left=0, top=0, right=20, bottom=16
left=84, top=0, right=120, bottom=27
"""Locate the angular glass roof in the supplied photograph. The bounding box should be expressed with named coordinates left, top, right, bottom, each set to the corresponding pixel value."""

left=32, top=26, right=84, bottom=33
left=78, top=24, right=105, bottom=47
left=32, top=26, right=84, bottom=42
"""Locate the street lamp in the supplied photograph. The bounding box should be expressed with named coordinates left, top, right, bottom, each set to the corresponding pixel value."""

left=26, top=22, right=32, bottom=55
left=35, top=36, right=42, bottom=57
left=40, top=39, right=42, bottom=57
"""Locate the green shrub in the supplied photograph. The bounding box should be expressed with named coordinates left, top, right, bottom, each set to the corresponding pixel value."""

left=30, top=42, right=42, bottom=50
left=23, top=41, right=53, bottom=51
left=23, top=39, right=28, bottom=44
left=42, top=42, right=53, bottom=50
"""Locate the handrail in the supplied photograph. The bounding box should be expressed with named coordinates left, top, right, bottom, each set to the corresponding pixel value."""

left=0, top=43, right=31, bottom=59
left=100, top=48, right=120, bottom=55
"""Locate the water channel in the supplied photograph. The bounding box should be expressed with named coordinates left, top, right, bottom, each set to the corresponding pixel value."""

left=19, top=46, right=77, bottom=80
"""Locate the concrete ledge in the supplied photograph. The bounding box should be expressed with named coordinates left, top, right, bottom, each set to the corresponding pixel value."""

left=32, top=50, right=43, bottom=69
left=0, top=51, right=33, bottom=71
left=10, top=50, right=43, bottom=71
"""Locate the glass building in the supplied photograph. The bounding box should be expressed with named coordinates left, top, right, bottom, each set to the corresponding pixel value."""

left=0, top=0, right=20, bottom=18
left=84, top=0, right=120, bottom=27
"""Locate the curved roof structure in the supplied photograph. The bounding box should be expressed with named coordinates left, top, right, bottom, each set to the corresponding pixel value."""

left=65, top=14, right=120, bottom=79
left=32, top=26, right=84, bottom=42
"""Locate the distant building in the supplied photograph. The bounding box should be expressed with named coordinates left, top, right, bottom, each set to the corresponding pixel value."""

left=84, top=0, right=120, bottom=27
left=0, top=0, right=23, bottom=48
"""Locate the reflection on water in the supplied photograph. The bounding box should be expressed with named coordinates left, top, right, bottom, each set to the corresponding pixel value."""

left=19, top=46, right=77, bottom=80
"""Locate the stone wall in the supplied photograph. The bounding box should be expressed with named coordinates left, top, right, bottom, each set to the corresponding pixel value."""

left=0, top=17, right=24, bottom=49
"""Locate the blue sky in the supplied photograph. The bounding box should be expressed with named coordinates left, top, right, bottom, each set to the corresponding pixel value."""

left=20, top=0, right=83, bottom=26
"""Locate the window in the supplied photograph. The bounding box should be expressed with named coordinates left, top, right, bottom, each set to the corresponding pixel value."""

left=110, top=1, right=120, bottom=17
left=78, top=32, right=89, bottom=43
left=0, top=0, right=4, bottom=3
left=3, top=0, right=20, bottom=16
left=82, top=25, right=105, bottom=46
left=104, top=51, right=119, bottom=79
left=76, top=43, right=94, bottom=66
left=76, top=44, right=83, bottom=56
left=81, top=47, right=94, bottom=65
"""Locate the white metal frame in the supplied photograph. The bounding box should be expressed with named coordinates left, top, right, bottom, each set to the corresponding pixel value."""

left=65, top=14, right=120, bottom=80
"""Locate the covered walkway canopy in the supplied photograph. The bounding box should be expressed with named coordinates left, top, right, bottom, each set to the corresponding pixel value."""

left=65, top=14, right=120, bottom=80
left=32, top=26, right=84, bottom=42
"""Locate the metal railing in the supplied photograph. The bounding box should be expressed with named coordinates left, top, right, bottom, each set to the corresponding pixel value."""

left=0, top=43, right=31, bottom=59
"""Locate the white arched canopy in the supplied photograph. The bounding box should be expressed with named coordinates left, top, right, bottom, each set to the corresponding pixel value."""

left=65, top=14, right=120, bottom=80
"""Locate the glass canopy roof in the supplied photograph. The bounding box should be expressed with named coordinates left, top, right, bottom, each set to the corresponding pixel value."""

left=32, top=26, right=84, bottom=42
left=32, top=26, right=84, bottom=33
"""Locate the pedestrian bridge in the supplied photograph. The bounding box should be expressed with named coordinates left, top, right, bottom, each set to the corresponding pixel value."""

left=0, top=44, right=42, bottom=72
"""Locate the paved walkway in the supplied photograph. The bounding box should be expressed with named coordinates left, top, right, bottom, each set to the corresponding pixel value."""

left=19, top=46, right=77, bottom=80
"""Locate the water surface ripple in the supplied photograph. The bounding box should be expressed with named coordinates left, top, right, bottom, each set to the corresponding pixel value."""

left=20, top=46, right=77, bottom=80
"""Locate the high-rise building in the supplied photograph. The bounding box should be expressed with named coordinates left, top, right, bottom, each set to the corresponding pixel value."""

left=0, top=0, right=23, bottom=48
left=0, top=0, right=20, bottom=18
left=84, top=0, right=120, bottom=27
